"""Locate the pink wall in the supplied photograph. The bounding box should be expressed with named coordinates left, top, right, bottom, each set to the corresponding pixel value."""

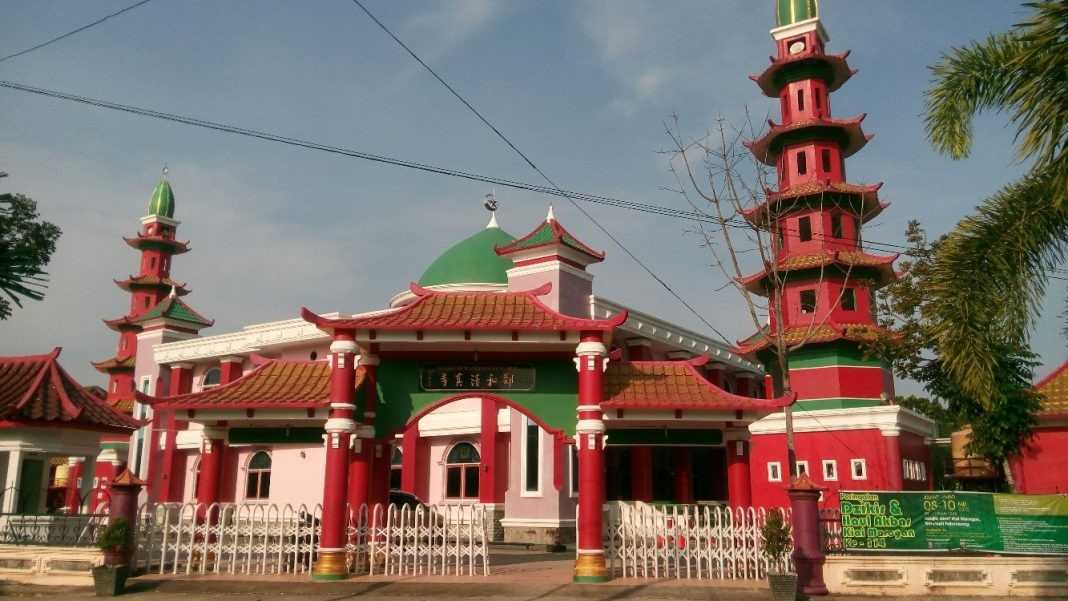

left=503, top=410, right=575, bottom=521
left=181, top=444, right=326, bottom=508
left=1012, top=426, right=1068, bottom=494
left=507, top=268, right=591, bottom=318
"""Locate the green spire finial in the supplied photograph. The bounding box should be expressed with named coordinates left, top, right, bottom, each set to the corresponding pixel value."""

left=776, top=0, right=818, bottom=27
left=147, top=167, right=175, bottom=218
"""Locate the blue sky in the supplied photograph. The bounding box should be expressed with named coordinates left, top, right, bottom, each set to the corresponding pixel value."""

left=1, top=1, right=1064, bottom=393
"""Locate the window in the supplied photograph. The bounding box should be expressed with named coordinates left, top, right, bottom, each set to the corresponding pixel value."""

left=794, top=460, right=809, bottom=477
left=796, top=151, right=807, bottom=175
left=815, top=88, right=822, bottom=111
left=799, top=289, right=817, bottom=314
left=822, top=460, right=838, bottom=481
left=149, top=257, right=157, bottom=269
left=309, top=351, right=318, bottom=361
left=831, top=213, right=844, bottom=239
left=767, top=462, right=783, bottom=482
left=202, top=368, right=221, bottom=389
left=798, top=216, right=812, bottom=241
left=821, top=149, right=832, bottom=174
left=390, top=447, right=403, bottom=490
left=523, top=417, right=541, bottom=495
left=445, top=443, right=480, bottom=499
left=569, top=445, right=579, bottom=496
left=796, top=89, right=805, bottom=112
left=245, top=452, right=272, bottom=500
left=850, top=458, right=867, bottom=481
left=841, top=288, right=856, bottom=311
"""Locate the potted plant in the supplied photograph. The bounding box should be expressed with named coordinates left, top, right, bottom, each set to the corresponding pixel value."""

left=93, top=518, right=132, bottom=596
left=761, top=509, right=796, bottom=601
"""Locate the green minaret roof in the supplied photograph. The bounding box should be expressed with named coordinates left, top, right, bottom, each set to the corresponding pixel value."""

left=418, top=218, right=516, bottom=287
left=776, top=0, right=818, bottom=27
left=147, top=179, right=175, bottom=218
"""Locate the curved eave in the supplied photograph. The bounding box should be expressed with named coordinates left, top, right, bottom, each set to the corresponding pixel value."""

left=92, top=355, right=136, bottom=373
left=741, top=182, right=886, bottom=227
left=102, top=316, right=142, bottom=332
left=602, top=360, right=794, bottom=412
left=745, top=115, right=871, bottom=166
left=114, top=277, right=190, bottom=296
left=496, top=220, right=605, bottom=261
left=750, top=51, right=855, bottom=98
left=736, top=323, right=891, bottom=354
left=738, top=252, right=899, bottom=295
left=123, top=236, right=190, bottom=254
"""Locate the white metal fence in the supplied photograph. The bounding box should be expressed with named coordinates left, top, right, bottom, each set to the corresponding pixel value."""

left=134, top=502, right=488, bottom=577
left=603, top=502, right=792, bottom=580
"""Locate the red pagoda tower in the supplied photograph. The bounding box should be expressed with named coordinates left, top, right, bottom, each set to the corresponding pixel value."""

left=92, top=175, right=203, bottom=407
left=742, top=0, right=935, bottom=506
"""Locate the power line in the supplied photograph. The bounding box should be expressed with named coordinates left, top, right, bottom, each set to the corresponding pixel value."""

left=0, top=0, right=155, bottom=65
left=347, top=0, right=732, bottom=342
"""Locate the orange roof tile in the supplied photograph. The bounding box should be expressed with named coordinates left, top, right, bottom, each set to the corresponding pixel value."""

left=738, top=249, right=898, bottom=294
left=1035, top=361, right=1068, bottom=417
left=746, top=115, right=870, bottom=166
left=750, top=51, right=855, bottom=97
left=0, top=348, right=140, bottom=431
left=302, top=283, right=627, bottom=333
left=91, top=354, right=136, bottom=373
left=603, top=359, right=793, bottom=411
left=141, top=360, right=365, bottom=410
left=737, top=323, right=887, bottom=354
left=742, top=181, right=886, bottom=227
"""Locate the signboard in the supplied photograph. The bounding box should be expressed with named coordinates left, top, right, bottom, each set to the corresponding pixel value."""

left=840, top=491, right=1068, bottom=555
left=419, top=365, right=535, bottom=392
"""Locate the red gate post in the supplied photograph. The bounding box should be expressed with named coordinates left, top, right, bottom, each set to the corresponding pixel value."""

left=787, top=474, right=828, bottom=596
left=573, top=332, right=609, bottom=583
left=64, top=457, right=85, bottom=514
left=108, top=469, right=145, bottom=565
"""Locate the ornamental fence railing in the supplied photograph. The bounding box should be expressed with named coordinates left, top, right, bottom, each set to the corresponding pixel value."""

left=601, top=502, right=792, bottom=580
left=134, top=502, right=488, bottom=577
left=0, top=512, right=109, bottom=547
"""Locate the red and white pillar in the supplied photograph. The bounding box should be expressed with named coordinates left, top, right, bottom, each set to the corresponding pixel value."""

left=727, top=438, right=752, bottom=507
left=64, top=457, right=85, bottom=514
left=348, top=350, right=379, bottom=514
left=479, top=397, right=502, bottom=504
left=574, top=333, right=609, bottom=583
left=195, top=427, right=226, bottom=520
left=883, top=429, right=904, bottom=490
left=312, top=330, right=357, bottom=581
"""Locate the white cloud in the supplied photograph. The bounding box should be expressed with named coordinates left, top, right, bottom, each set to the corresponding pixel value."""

left=582, top=0, right=651, bottom=60
left=633, top=65, right=673, bottom=98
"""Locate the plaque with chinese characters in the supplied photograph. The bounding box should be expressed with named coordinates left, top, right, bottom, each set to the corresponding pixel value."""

left=420, top=365, right=535, bottom=392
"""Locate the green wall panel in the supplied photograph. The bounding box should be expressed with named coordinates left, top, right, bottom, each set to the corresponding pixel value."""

left=788, top=342, right=883, bottom=369
left=794, top=398, right=882, bottom=411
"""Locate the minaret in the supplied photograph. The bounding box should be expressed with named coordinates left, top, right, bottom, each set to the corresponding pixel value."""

left=92, top=174, right=200, bottom=406
left=739, top=0, right=897, bottom=408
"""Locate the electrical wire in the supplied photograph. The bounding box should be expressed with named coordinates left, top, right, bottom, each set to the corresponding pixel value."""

left=0, top=0, right=155, bottom=65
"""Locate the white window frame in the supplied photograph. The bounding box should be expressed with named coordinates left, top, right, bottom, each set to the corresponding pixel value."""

left=767, top=461, right=783, bottom=483
left=850, top=458, right=868, bottom=481
left=822, top=459, right=838, bottom=481
left=243, top=451, right=273, bottom=502
left=520, top=416, right=542, bottom=497
left=795, top=460, right=810, bottom=477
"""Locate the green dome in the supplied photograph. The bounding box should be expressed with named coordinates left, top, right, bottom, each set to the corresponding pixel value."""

left=776, top=0, right=818, bottom=27
left=148, top=179, right=175, bottom=218
left=418, top=223, right=516, bottom=287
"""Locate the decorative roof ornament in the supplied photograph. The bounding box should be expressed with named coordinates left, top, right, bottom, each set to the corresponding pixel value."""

left=147, top=168, right=176, bottom=218
left=168, top=285, right=178, bottom=299
left=775, top=0, right=818, bottom=28
left=546, top=204, right=556, bottom=222
left=484, top=190, right=499, bottom=229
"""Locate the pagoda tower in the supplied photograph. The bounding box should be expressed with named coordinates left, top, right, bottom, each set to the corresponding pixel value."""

left=738, top=0, right=896, bottom=408
left=743, top=1, right=936, bottom=507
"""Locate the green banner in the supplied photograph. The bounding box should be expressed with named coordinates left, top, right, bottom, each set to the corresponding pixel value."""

left=839, top=491, right=1068, bottom=555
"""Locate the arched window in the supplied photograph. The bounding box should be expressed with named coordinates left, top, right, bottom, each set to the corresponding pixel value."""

left=444, top=443, right=480, bottom=499
left=202, top=368, right=221, bottom=389
left=390, top=447, right=403, bottom=490
left=245, top=452, right=271, bottom=500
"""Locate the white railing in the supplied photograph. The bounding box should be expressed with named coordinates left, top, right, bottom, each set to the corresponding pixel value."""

left=603, top=502, right=792, bottom=580
left=135, top=502, right=488, bottom=577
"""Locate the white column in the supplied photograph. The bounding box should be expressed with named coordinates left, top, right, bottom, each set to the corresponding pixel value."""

left=2, top=449, right=24, bottom=513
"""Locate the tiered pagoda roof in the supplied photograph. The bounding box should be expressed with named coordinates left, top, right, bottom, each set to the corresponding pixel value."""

left=303, top=282, right=626, bottom=333
left=750, top=50, right=855, bottom=98
left=0, top=348, right=140, bottom=431
left=746, top=114, right=871, bottom=166
left=1035, top=361, right=1068, bottom=418
left=123, top=233, right=190, bottom=254
left=139, top=359, right=365, bottom=411
left=91, top=354, right=136, bottom=373
left=736, top=323, right=887, bottom=355
left=742, top=181, right=887, bottom=228
left=495, top=209, right=605, bottom=262
left=603, top=357, right=793, bottom=411
left=102, top=315, right=142, bottom=332
left=114, top=274, right=190, bottom=296
left=134, top=294, right=213, bottom=328
left=738, top=249, right=898, bottom=294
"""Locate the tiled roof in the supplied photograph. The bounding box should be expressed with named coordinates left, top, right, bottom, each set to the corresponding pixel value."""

left=91, top=354, right=136, bottom=373
left=746, top=115, right=870, bottom=166
left=737, top=323, right=887, bottom=354
left=134, top=295, right=213, bottom=328
left=1035, top=361, right=1068, bottom=417
left=741, top=182, right=886, bottom=227
left=603, top=359, right=792, bottom=411
left=496, top=217, right=605, bottom=261
left=114, top=274, right=189, bottom=296
left=302, top=283, right=627, bottom=332
left=102, top=315, right=141, bottom=332
left=0, top=348, right=140, bottom=431
left=738, top=250, right=898, bottom=294
left=123, top=234, right=189, bottom=255
left=141, top=360, right=365, bottom=410
left=750, top=51, right=855, bottom=97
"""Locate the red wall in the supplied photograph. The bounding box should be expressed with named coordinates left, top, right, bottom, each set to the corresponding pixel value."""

left=1012, top=426, right=1068, bottom=494
left=749, top=429, right=930, bottom=507
left=788, top=366, right=887, bottom=401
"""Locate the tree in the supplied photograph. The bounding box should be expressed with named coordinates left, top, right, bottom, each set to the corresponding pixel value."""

left=870, top=220, right=1041, bottom=488
left=924, top=1, right=1068, bottom=406
left=0, top=193, right=61, bottom=319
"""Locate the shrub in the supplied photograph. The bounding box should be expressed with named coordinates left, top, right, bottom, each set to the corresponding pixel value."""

left=97, top=518, right=132, bottom=552
left=760, top=509, right=792, bottom=565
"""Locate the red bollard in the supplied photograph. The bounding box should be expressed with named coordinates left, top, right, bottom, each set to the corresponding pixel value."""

left=787, top=474, right=828, bottom=596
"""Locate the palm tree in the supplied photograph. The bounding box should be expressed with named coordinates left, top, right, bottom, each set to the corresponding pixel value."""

left=924, top=1, right=1068, bottom=405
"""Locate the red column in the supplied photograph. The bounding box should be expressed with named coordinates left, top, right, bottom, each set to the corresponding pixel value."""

left=479, top=397, right=501, bottom=504
left=708, top=365, right=725, bottom=388
left=312, top=330, right=357, bottom=581
left=884, top=431, right=904, bottom=490
left=672, top=448, right=695, bottom=504
left=400, top=426, right=418, bottom=494
left=348, top=350, right=379, bottom=512
left=219, top=356, right=244, bottom=384
left=150, top=363, right=191, bottom=502
left=574, top=333, right=609, bottom=583
left=360, top=350, right=390, bottom=514
left=630, top=447, right=653, bottom=501
left=195, top=428, right=225, bottom=518
left=727, top=439, right=752, bottom=507
left=64, top=457, right=85, bottom=514
left=788, top=475, right=828, bottom=596
left=764, top=374, right=774, bottom=399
